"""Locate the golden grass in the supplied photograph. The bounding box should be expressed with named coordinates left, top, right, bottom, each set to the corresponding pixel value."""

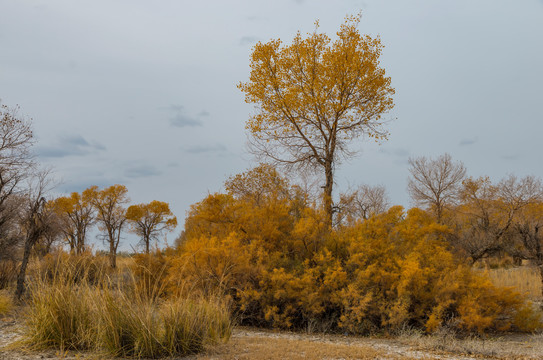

left=0, top=290, right=13, bottom=316
left=22, top=253, right=232, bottom=358
left=484, top=266, right=542, bottom=301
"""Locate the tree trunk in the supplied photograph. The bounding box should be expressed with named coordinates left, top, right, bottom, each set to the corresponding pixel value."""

left=109, top=240, right=117, bottom=268
left=15, top=231, right=37, bottom=301
left=323, top=161, right=334, bottom=227
left=539, top=264, right=543, bottom=300
left=435, top=199, right=443, bottom=224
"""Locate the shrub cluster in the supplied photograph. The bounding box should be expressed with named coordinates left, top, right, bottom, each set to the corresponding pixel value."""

left=169, top=167, right=542, bottom=334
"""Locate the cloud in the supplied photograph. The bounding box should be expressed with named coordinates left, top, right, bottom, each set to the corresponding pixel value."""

left=240, top=36, right=259, bottom=46
left=37, top=135, right=106, bottom=158
left=185, top=144, right=227, bottom=154
left=501, top=154, right=519, bottom=161
left=377, top=147, right=410, bottom=165
left=57, top=179, right=115, bottom=194
left=124, top=164, right=162, bottom=178
left=170, top=114, right=203, bottom=127
left=167, top=104, right=207, bottom=127
left=378, top=147, right=409, bottom=158
left=247, top=15, right=267, bottom=21
left=459, top=138, right=477, bottom=146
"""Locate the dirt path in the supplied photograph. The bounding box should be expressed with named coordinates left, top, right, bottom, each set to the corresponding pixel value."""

left=2, top=317, right=542, bottom=359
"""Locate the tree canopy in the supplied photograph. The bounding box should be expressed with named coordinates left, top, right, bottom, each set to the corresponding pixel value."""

left=239, top=14, right=395, bottom=224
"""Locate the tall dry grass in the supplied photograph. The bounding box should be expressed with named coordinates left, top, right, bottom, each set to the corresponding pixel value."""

left=0, top=290, right=13, bottom=316
left=483, top=266, right=542, bottom=301
left=23, top=252, right=232, bottom=358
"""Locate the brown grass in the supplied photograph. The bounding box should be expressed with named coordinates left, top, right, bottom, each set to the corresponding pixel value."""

left=0, top=290, right=13, bottom=316
left=22, top=253, right=231, bottom=358
left=195, top=336, right=399, bottom=360
left=484, top=266, right=542, bottom=301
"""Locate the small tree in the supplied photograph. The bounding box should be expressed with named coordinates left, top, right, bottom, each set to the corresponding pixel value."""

left=88, top=185, right=129, bottom=268
left=51, top=190, right=95, bottom=254
left=407, top=153, right=466, bottom=223
left=126, top=201, right=177, bottom=254
left=238, top=14, right=395, bottom=225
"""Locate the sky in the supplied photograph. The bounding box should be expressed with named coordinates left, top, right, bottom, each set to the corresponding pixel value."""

left=1, top=0, right=543, bottom=251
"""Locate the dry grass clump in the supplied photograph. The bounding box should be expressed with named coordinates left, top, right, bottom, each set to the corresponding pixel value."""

left=0, top=290, right=14, bottom=316
left=36, top=251, right=109, bottom=286
left=25, top=278, right=95, bottom=350
left=23, top=253, right=232, bottom=358
left=0, top=259, right=18, bottom=290
left=98, top=290, right=231, bottom=358
left=485, top=266, right=542, bottom=301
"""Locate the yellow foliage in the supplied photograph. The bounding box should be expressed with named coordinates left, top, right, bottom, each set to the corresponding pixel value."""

left=126, top=200, right=177, bottom=253
left=171, top=167, right=542, bottom=334
left=51, top=190, right=94, bottom=254
left=238, top=15, right=395, bottom=224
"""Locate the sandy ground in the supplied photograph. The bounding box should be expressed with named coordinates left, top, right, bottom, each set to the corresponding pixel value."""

left=2, top=315, right=543, bottom=359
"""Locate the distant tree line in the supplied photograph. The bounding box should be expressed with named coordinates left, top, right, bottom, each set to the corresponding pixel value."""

left=0, top=100, right=177, bottom=299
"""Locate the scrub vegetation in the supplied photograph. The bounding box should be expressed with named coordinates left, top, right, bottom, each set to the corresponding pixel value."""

left=2, top=13, right=543, bottom=359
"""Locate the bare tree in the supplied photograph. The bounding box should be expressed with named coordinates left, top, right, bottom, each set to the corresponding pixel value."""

left=336, top=184, right=389, bottom=226
left=407, top=153, right=466, bottom=223
left=0, top=102, right=35, bottom=290
left=33, top=207, right=63, bottom=258
left=512, top=201, right=543, bottom=296
left=451, top=175, right=542, bottom=264
left=15, top=170, right=57, bottom=300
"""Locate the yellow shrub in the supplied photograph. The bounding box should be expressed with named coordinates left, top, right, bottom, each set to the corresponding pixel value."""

left=174, top=180, right=542, bottom=334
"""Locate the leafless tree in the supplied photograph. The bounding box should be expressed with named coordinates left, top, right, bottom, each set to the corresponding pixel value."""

left=407, top=153, right=466, bottom=223
left=0, top=102, right=35, bottom=290
left=512, top=207, right=543, bottom=296
left=15, top=170, right=58, bottom=300
left=450, top=175, right=542, bottom=265
left=33, top=208, right=63, bottom=258
left=336, top=184, right=389, bottom=226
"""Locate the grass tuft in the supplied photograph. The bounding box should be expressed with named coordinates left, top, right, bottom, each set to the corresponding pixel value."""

left=23, top=253, right=231, bottom=358
left=0, top=291, right=13, bottom=316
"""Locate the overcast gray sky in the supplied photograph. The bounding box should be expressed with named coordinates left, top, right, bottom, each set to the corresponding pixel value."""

left=1, top=0, right=542, bottom=250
